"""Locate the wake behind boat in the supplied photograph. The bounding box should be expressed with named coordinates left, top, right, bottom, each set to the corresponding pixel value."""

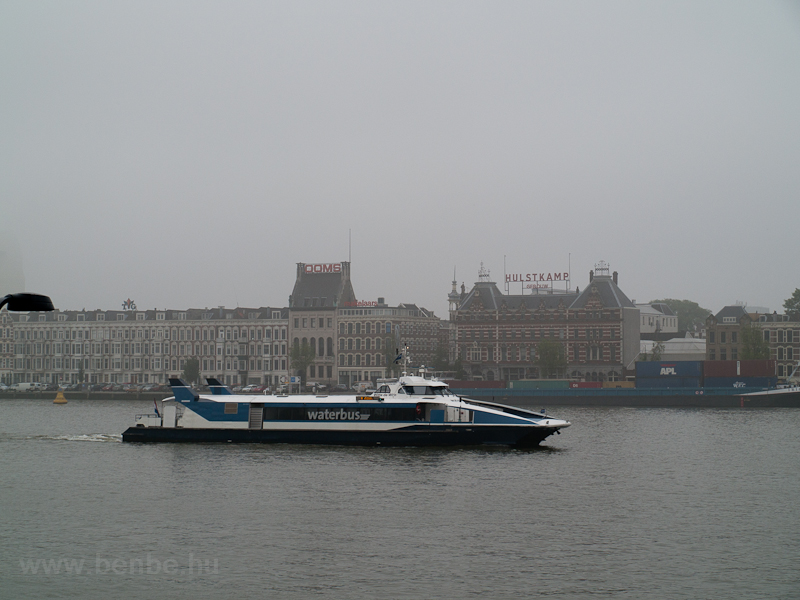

left=122, top=374, right=570, bottom=447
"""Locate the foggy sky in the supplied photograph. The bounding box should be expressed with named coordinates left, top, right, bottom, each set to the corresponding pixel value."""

left=2, top=1, right=799, bottom=317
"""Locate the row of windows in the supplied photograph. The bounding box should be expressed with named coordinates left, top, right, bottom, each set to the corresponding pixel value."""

left=9, top=342, right=289, bottom=359
left=461, top=344, right=618, bottom=363
left=293, top=317, right=334, bottom=329
left=338, top=337, right=384, bottom=351
left=337, top=354, right=385, bottom=367
left=460, top=328, right=617, bottom=340
left=460, top=310, right=617, bottom=321
left=775, top=330, right=799, bottom=343
left=24, top=310, right=284, bottom=323
left=338, top=322, right=394, bottom=335
left=7, top=326, right=289, bottom=343
left=708, top=329, right=800, bottom=344
left=293, top=337, right=334, bottom=356
left=203, top=358, right=288, bottom=372
left=8, top=355, right=294, bottom=374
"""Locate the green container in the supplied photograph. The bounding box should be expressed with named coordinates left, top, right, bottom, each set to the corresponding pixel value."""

left=509, top=379, right=570, bottom=390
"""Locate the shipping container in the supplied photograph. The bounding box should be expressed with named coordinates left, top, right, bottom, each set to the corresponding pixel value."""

left=569, top=382, right=602, bottom=388
left=444, top=380, right=506, bottom=389
left=703, top=376, right=777, bottom=389
left=703, top=360, right=776, bottom=378
left=636, top=377, right=701, bottom=389
left=603, top=381, right=635, bottom=389
left=635, top=361, right=704, bottom=378
left=509, top=379, right=570, bottom=390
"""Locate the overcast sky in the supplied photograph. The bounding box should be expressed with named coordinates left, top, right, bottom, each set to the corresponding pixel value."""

left=2, top=1, right=799, bottom=317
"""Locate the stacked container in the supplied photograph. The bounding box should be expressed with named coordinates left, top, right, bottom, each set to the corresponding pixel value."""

left=635, top=361, right=703, bottom=389
left=703, top=360, right=776, bottom=389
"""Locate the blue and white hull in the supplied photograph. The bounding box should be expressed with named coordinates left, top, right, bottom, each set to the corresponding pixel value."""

left=122, top=377, right=570, bottom=447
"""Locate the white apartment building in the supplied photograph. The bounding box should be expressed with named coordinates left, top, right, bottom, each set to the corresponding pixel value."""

left=1, top=306, right=288, bottom=387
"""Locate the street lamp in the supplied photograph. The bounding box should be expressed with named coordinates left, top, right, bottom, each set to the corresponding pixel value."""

left=0, top=293, right=55, bottom=312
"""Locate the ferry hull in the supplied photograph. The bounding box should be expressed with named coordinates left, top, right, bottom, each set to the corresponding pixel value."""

left=121, top=425, right=559, bottom=447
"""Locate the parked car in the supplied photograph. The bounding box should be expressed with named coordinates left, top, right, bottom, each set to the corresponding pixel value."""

left=10, top=382, right=44, bottom=392
left=0, top=383, right=9, bottom=392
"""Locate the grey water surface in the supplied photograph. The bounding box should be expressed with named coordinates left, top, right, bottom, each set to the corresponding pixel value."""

left=1, top=398, right=798, bottom=599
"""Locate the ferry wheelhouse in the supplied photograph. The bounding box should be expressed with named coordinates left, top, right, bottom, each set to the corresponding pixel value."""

left=122, top=375, right=570, bottom=447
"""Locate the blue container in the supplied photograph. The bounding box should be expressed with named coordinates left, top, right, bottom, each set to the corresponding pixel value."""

left=637, top=377, right=701, bottom=389
left=635, top=361, right=704, bottom=378
left=703, top=376, right=777, bottom=389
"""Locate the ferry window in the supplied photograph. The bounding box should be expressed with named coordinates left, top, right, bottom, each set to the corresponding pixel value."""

left=365, top=408, right=416, bottom=421
left=378, top=385, right=390, bottom=393
left=224, top=403, right=239, bottom=414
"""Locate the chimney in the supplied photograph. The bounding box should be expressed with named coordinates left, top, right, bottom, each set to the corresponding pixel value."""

left=589, top=270, right=594, bottom=282
left=613, top=271, right=618, bottom=285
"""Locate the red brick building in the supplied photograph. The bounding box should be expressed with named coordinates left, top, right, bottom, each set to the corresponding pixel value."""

left=449, top=264, right=640, bottom=382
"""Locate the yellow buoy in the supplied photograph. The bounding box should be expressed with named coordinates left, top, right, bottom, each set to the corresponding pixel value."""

left=53, top=391, right=67, bottom=404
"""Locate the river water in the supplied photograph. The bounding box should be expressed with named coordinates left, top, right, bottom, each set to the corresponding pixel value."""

left=1, top=398, right=798, bottom=600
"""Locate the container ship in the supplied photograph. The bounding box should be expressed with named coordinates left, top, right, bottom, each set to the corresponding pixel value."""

left=445, top=360, right=800, bottom=408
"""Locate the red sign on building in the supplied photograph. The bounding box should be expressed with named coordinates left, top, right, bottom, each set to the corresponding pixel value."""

left=304, top=263, right=342, bottom=274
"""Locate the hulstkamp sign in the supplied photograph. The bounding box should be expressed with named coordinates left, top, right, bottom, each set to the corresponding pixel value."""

left=505, top=272, right=569, bottom=283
